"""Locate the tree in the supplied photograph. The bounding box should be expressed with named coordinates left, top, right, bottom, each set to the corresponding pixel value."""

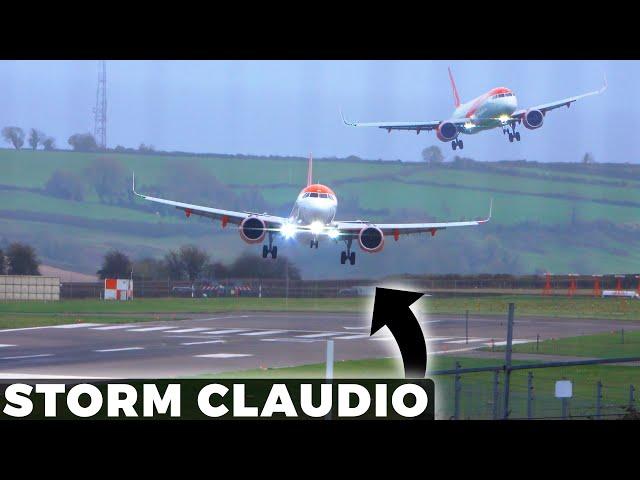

left=42, top=137, right=56, bottom=151
left=2, top=127, right=25, bottom=150
left=0, top=248, right=5, bottom=275
left=582, top=152, right=595, bottom=164
left=163, top=250, right=185, bottom=280
left=138, top=143, right=155, bottom=153
left=132, top=257, right=167, bottom=281
left=44, top=170, right=84, bottom=201
left=6, top=242, right=40, bottom=275
left=68, top=133, right=98, bottom=152
left=228, top=253, right=301, bottom=280
left=178, top=245, right=210, bottom=282
left=97, top=250, right=132, bottom=279
left=422, top=145, right=444, bottom=164
left=28, top=129, right=45, bottom=150
left=84, top=157, right=127, bottom=204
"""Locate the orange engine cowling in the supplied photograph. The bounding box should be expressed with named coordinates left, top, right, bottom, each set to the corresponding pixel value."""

left=522, top=109, right=544, bottom=129
left=436, top=121, right=459, bottom=142
left=358, top=226, right=385, bottom=253
left=239, top=217, right=267, bottom=244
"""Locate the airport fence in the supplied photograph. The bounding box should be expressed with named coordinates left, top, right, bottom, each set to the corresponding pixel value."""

left=57, top=273, right=640, bottom=299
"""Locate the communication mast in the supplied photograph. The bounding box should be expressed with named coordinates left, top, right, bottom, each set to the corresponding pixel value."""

left=93, top=60, right=107, bottom=149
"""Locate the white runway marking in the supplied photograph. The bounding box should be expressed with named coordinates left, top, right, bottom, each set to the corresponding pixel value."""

left=127, top=326, right=177, bottom=332
left=92, top=325, right=137, bottom=330
left=488, top=339, right=534, bottom=346
left=95, top=347, right=144, bottom=353
left=180, top=340, right=226, bottom=346
left=446, top=338, right=490, bottom=344
left=261, top=338, right=319, bottom=343
left=333, top=334, right=370, bottom=340
left=195, top=353, right=252, bottom=359
left=168, top=328, right=211, bottom=333
left=0, top=344, right=16, bottom=348
left=203, top=329, right=251, bottom=335
left=296, top=332, right=339, bottom=338
left=52, top=323, right=102, bottom=329
left=427, top=337, right=455, bottom=342
left=192, top=315, right=250, bottom=322
left=238, top=330, right=288, bottom=336
left=343, top=326, right=369, bottom=330
left=1, top=354, right=53, bottom=360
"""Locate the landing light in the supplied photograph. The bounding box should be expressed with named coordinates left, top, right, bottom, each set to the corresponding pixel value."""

left=498, top=114, right=511, bottom=123
left=310, top=221, right=324, bottom=235
left=280, top=223, right=297, bottom=239
left=463, top=122, right=474, bottom=129
left=327, top=228, right=340, bottom=239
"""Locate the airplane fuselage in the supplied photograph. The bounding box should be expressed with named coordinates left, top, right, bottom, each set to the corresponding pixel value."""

left=453, top=87, right=518, bottom=134
left=289, top=183, right=337, bottom=229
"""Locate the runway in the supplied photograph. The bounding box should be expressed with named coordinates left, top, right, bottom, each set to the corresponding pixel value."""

left=0, top=311, right=638, bottom=379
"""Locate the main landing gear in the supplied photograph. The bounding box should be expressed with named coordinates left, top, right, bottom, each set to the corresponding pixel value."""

left=340, top=238, right=356, bottom=265
left=503, top=124, right=521, bottom=143
left=310, top=239, right=318, bottom=249
left=451, top=138, right=464, bottom=150
left=262, top=231, right=278, bottom=259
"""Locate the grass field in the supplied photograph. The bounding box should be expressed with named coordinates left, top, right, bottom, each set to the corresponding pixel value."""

left=200, top=355, right=640, bottom=419
left=5, top=148, right=640, bottom=277
left=489, top=330, right=640, bottom=358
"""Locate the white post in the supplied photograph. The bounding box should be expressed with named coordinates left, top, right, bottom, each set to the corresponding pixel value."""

left=325, top=340, right=334, bottom=379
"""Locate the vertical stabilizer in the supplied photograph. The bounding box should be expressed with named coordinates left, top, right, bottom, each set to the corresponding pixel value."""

left=448, top=66, right=461, bottom=108
left=307, top=153, right=313, bottom=186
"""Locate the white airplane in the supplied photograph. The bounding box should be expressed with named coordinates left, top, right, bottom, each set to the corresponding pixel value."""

left=132, top=156, right=491, bottom=266
left=342, top=67, right=607, bottom=150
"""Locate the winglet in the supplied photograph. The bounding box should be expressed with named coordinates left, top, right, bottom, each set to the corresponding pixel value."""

left=307, top=153, right=313, bottom=186
left=448, top=66, right=461, bottom=108
left=600, top=73, right=608, bottom=94
left=483, top=198, right=493, bottom=223
left=132, top=172, right=143, bottom=198
left=339, top=107, right=355, bottom=127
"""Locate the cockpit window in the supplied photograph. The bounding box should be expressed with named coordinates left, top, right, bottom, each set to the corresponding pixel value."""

left=309, top=192, right=319, bottom=198
left=319, top=193, right=328, bottom=198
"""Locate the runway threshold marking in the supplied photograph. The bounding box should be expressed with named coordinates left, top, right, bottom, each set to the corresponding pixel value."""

left=0, top=353, right=54, bottom=360
left=52, top=323, right=102, bottom=329
left=180, top=340, right=226, bottom=346
left=168, top=328, right=211, bottom=333
left=95, top=347, right=145, bottom=353
left=238, top=330, right=289, bottom=336
left=195, top=353, right=253, bottom=359
left=127, top=326, right=177, bottom=332
left=202, top=329, right=251, bottom=335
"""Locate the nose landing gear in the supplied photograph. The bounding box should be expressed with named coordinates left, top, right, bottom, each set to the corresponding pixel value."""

left=451, top=138, right=464, bottom=150
left=310, top=239, right=319, bottom=249
left=506, top=124, right=521, bottom=143
left=340, top=238, right=356, bottom=265
left=262, top=232, right=278, bottom=259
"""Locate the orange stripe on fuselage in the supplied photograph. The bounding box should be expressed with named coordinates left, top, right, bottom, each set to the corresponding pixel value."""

left=302, top=184, right=336, bottom=196
left=465, top=87, right=512, bottom=118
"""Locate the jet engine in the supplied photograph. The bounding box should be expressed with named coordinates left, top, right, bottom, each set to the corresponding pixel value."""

left=239, top=217, right=267, bottom=244
left=522, top=109, right=544, bottom=130
left=436, top=121, right=459, bottom=142
left=358, top=226, right=385, bottom=253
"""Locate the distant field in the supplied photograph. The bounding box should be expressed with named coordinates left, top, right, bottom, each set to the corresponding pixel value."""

left=1, top=295, right=640, bottom=328
left=4, top=148, right=640, bottom=277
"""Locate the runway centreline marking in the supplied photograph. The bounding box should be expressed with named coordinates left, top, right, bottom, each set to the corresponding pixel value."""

left=180, top=340, right=226, bottom=346
left=127, top=326, right=177, bottom=332
left=0, top=354, right=54, bottom=360
left=95, top=347, right=145, bottom=353
left=238, top=330, right=289, bottom=336
left=195, top=353, right=253, bottom=359
left=52, top=323, right=102, bottom=329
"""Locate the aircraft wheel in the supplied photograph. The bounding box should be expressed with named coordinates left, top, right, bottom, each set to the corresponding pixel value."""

left=508, top=133, right=514, bottom=143
left=515, top=132, right=521, bottom=142
left=451, top=141, right=457, bottom=151
left=349, top=252, right=356, bottom=265
left=458, top=139, right=464, bottom=150
left=262, top=245, right=269, bottom=258
left=340, top=251, right=347, bottom=265
left=271, top=246, right=278, bottom=259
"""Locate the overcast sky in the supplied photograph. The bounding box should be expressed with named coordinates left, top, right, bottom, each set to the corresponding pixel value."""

left=0, top=60, right=633, bottom=163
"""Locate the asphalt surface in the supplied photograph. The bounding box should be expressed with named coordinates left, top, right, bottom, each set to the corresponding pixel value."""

left=0, top=311, right=638, bottom=379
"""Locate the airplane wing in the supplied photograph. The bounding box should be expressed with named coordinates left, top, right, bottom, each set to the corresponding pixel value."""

left=333, top=200, right=492, bottom=237
left=511, top=76, right=607, bottom=120
left=132, top=174, right=287, bottom=229
left=340, top=109, right=468, bottom=132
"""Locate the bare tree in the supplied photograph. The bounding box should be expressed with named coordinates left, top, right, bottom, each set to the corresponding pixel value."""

left=422, top=145, right=444, bottom=164
left=97, top=250, right=132, bottom=279
left=42, top=137, right=56, bottom=151
left=2, top=127, right=25, bottom=150
left=28, top=129, right=45, bottom=150
left=179, top=245, right=210, bottom=282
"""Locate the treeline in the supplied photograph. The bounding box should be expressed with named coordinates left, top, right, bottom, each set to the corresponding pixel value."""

left=97, top=244, right=301, bottom=281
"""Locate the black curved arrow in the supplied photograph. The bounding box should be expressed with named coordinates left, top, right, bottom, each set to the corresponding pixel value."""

left=370, top=287, right=427, bottom=378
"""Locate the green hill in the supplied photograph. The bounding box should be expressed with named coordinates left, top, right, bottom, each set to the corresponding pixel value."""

left=2, top=149, right=640, bottom=278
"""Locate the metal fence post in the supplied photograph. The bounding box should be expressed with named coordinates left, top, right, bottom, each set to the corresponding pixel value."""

left=527, top=371, right=534, bottom=419
left=630, top=384, right=636, bottom=410
left=562, top=398, right=569, bottom=419
left=465, top=310, right=469, bottom=344
left=454, top=362, right=462, bottom=420
left=502, top=303, right=515, bottom=419
left=492, top=369, right=500, bottom=420
left=596, top=381, right=602, bottom=419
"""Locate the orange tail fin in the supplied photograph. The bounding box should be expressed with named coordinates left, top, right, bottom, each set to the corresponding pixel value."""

left=307, top=153, right=313, bottom=186
left=448, top=66, right=461, bottom=108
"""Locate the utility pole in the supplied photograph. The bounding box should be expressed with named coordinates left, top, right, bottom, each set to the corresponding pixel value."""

left=503, top=303, right=515, bottom=419
left=93, top=60, right=107, bottom=149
